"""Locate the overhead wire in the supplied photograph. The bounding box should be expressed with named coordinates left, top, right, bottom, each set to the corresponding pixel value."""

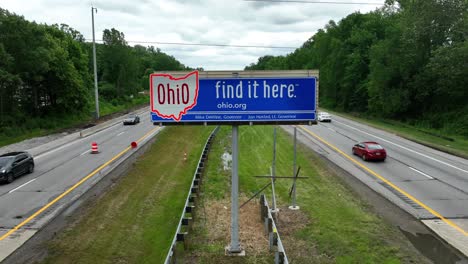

left=84, top=39, right=298, bottom=49
left=244, top=0, right=383, bottom=5
left=83, top=0, right=384, bottom=49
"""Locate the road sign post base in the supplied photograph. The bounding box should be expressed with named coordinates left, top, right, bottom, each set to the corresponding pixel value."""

left=270, top=208, right=280, bottom=221
left=288, top=205, right=300, bottom=210
left=271, top=208, right=280, bottom=214
left=225, top=246, right=245, bottom=256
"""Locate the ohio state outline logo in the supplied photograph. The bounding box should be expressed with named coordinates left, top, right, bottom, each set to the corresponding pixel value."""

left=150, top=71, right=199, bottom=121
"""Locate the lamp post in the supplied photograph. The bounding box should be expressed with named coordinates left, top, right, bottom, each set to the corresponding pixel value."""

left=91, top=6, right=99, bottom=119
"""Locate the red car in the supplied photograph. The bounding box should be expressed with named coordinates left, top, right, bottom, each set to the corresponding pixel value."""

left=352, top=141, right=387, bottom=161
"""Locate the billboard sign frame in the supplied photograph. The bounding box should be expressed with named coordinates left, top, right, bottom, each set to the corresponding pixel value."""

left=150, top=70, right=319, bottom=125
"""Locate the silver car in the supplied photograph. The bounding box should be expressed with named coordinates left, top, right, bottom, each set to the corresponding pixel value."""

left=123, top=114, right=140, bottom=125
left=318, top=112, right=332, bottom=122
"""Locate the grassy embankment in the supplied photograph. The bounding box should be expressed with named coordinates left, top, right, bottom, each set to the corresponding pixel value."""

left=325, top=110, right=468, bottom=158
left=40, top=125, right=430, bottom=263
left=181, top=126, right=430, bottom=263
left=41, top=126, right=213, bottom=264
left=0, top=96, right=149, bottom=148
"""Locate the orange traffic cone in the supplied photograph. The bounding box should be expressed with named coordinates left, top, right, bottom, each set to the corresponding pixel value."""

left=91, top=142, right=99, bottom=154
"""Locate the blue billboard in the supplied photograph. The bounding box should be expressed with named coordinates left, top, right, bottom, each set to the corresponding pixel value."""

left=150, top=73, right=317, bottom=125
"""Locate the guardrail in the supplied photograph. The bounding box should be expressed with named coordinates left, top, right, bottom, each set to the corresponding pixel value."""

left=260, top=194, right=289, bottom=264
left=164, top=126, right=219, bottom=264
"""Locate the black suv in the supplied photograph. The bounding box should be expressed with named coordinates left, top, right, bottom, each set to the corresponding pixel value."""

left=0, top=151, right=35, bottom=184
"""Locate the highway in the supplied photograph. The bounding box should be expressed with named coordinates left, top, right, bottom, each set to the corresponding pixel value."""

left=0, top=111, right=160, bottom=260
left=295, top=114, right=468, bottom=255
left=1, top=110, right=467, bottom=259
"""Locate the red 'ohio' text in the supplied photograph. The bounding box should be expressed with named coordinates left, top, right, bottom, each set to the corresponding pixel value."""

left=157, top=83, right=189, bottom=104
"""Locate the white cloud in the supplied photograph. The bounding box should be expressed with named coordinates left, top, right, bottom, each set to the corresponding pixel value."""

left=1, top=0, right=383, bottom=70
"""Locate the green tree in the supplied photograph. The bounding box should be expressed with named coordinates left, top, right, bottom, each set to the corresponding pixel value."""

left=101, top=28, right=137, bottom=98
left=0, top=43, right=21, bottom=124
left=245, top=0, right=468, bottom=136
left=1, top=7, right=189, bottom=141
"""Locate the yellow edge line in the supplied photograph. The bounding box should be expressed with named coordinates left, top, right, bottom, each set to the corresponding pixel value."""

left=298, top=125, right=468, bottom=237
left=0, top=126, right=160, bottom=241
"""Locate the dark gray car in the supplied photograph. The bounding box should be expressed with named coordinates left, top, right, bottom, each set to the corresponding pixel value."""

left=123, top=114, right=140, bottom=125
left=0, top=151, right=35, bottom=184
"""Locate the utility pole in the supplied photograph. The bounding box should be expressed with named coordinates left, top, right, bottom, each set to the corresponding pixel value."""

left=91, top=6, right=99, bottom=119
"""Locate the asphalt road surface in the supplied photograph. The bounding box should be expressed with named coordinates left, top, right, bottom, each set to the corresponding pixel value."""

left=296, top=114, right=468, bottom=255
left=1, top=111, right=467, bottom=260
left=0, top=112, right=159, bottom=246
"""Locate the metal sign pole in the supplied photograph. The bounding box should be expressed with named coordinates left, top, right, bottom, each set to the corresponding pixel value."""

left=293, top=127, right=297, bottom=207
left=271, top=127, right=278, bottom=212
left=227, top=125, right=243, bottom=254
left=289, top=127, right=300, bottom=210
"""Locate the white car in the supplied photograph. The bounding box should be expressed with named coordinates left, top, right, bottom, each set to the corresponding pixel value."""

left=317, top=112, right=332, bottom=122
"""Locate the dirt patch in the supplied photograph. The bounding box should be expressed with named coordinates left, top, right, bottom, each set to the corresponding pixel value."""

left=183, top=197, right=332, bottom=263
left=198, top=197, right=269, bottom=255
left=276, top=206, right=335, bottom=263
left=276, top=206, right=310, bottom=236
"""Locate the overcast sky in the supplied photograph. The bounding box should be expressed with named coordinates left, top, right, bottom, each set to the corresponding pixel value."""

left=1, top=0, right=384, bottom=70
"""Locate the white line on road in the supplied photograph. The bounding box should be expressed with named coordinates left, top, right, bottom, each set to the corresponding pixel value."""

left=80, top=150, right=89, bottom=156
left=34, top=123, right=118, bottom=160
left=117, top=132, right=125, bottom=136
left=8, top=178, right=37, bottom=193
left=35, top=138, right=83, bottom=160
left=409, top=167, right=434, bottom=179
left=334, top=120, right=468, bottom=174
left=34, top=110, right=150, bottom=160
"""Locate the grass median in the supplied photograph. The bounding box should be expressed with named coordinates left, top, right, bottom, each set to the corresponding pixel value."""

left=41, top=126, right=213, bottom=264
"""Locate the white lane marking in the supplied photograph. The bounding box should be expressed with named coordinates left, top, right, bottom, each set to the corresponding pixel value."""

left=117, top=132, right=125, bottom=136
left=35, top=138, right=83, bottom=160
left=35, top=110, right=151, bottom=160
left=8, top=178, right=37, bottom=194
left=409, top=167, right=434, bottom=180
left=80, top=150, right=90, bottom=156
left=35, top=124, right=116, bottom=160
left=334, top=120, right=468, bottom=174
left=326, top=127, right=337, bottom=133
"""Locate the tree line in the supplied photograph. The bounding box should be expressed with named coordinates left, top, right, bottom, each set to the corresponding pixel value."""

left=245, top=0, right=468, bottom=137
left=0, top=8, right=188, bottom=137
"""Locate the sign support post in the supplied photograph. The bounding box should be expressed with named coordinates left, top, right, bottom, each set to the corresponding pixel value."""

left=227, top=125, right=243, bottom=254
left=271, top=127, right=278, bottom=214
left=289, top=127, right=300, bottom=210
